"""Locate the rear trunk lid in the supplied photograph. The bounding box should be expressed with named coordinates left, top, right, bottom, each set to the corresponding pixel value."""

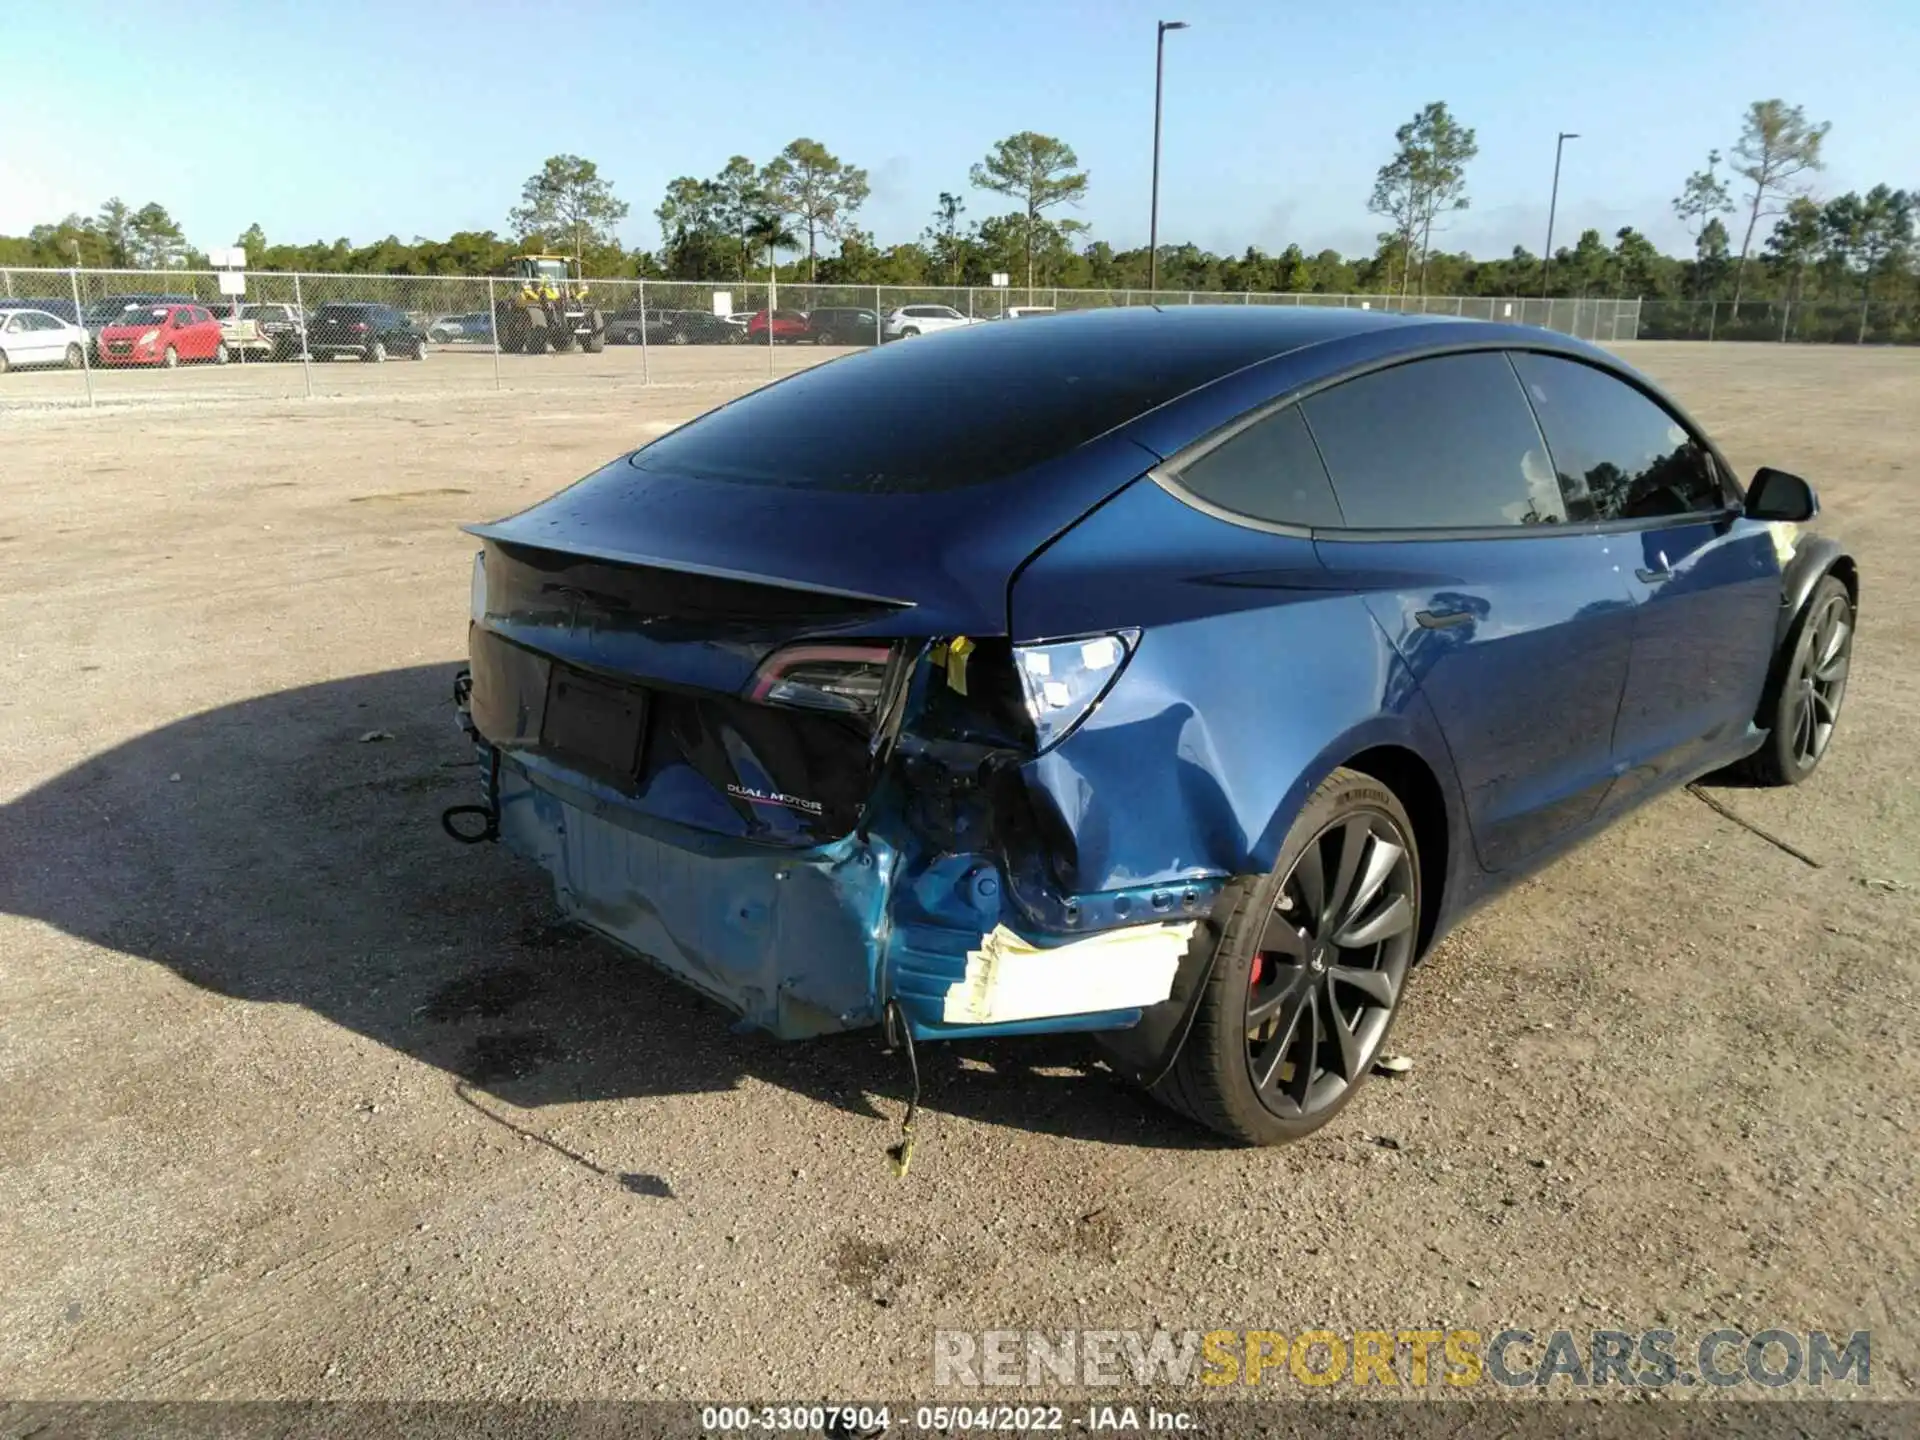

left=466, top=433, right=1152, bottom=847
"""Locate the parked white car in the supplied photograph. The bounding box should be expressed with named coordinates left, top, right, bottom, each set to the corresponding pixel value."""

left=0, top=308, right=90, bottom=372
left=882, top=304, right=981, bottom=340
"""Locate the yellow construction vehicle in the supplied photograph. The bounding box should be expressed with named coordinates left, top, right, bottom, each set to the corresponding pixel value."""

left=493, top=254, right=606, bottom=354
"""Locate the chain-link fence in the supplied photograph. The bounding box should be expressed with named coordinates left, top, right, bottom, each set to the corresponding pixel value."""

left=0, top=265, right=1644, bottom=411
left=1638, top=298, right=1920, bottom=345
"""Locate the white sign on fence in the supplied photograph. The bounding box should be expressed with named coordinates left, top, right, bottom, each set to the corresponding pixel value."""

left=711, top=291, right=732, bottom=318
left=217, top=270, right=247, bottom=296
left=207, top=246, right=247, bottom=270
left=990, top=273, right=1010, bottom=288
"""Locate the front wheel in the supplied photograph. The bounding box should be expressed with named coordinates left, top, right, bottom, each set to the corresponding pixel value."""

left=1738, top=574, right=1854, bottom=786
left=162, top=345, right=179, bottom=369
left=65, top=344, right=83, bottom=370
left=411, top=337, right=427, bottom=360
left=1153, top=768, right=1420, bottom=1145
left=213, top=341, right=230, bottom=366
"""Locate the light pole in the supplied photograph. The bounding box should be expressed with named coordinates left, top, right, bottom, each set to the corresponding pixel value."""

left=1541, top=131, right=1579, bottom=299
left=1147, top=19, right=1188, bottom=298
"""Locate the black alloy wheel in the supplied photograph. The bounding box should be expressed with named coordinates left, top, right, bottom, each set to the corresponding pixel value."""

left=1244, top=809, right=1417, bottom=1121
left=1790, top=584, right=1852, bottom=769
left=1154, top=768, right=1420, bottom=1144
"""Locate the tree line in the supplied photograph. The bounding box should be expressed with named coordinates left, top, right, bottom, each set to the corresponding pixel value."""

left=3, top=102, right=1911, bottom=335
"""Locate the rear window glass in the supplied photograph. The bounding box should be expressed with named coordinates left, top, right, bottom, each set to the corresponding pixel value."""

left=630, top=318, right=1293, bottom=493
left=1171, top=406, right=1344, bottom=529
left=1303, top=353, right=1567, bottom=528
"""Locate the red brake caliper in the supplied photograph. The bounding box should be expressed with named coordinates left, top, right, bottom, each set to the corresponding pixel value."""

left=1250, top=953, right=1268, bottom=989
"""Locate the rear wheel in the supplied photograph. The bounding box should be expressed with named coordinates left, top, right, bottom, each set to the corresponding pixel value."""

left=213, top=341, right=230, bottom=366
left=670, top=328, right=690, bottom=345
left=1153, top=768, right=1420, bottom=1145
left=162, top=345, right=179, bottom=369
left=581, top=311, right=606, bottom=354
left=0, top=348, right=10, bottom=375
left=366, top=340, right=387, bottom=363
left=900, top=326, right=920, bottom=338
left=1737, top=574, right=1853, bottom=786
left=65, top=344, right=83, bottom=369
left=814, top=329, right=836, bottom=345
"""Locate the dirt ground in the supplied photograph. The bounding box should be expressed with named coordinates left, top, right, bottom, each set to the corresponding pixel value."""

left=1, top=343, right=1916, bottom=1408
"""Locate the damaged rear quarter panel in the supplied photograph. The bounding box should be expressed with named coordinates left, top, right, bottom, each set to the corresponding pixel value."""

left=1008, top=476, right=1463, bottom=892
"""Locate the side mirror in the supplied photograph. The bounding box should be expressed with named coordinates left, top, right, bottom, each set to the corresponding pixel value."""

left=1746, top=467, right=1819, bottom=523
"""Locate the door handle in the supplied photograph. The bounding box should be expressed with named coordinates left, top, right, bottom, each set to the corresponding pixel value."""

left=1415, top=608, right=1474, bottom=629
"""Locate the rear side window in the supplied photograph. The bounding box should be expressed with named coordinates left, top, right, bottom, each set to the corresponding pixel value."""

left=1171, top=406, right=1344, bottom=529
left=1510, top=352, right=1728, bottom=522
left=1302, top=353, right=1567, bottom=529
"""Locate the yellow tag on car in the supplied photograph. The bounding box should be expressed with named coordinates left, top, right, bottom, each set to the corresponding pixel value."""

left=947, top=636, right=975, bottom=696
left=1770, top=521, right=1799, bottom=565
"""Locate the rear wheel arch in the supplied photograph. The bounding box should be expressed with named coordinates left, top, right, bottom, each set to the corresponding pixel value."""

left=1342, top=744, right=1449, bottom=958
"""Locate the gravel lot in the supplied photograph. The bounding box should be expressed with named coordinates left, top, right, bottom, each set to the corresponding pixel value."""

left=1, top=343, right=1915, bottom=1408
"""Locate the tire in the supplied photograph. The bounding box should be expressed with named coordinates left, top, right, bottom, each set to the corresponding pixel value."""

left=900, top=326, right=920, bottom=338
left=1733, top=574, right=1854, bottom=786
left=670, top=329, right=689, bottom=346
left=214, top=342, right=230, bottom=366
left=412, top=337, right=427, bottom=360
left=581, top=312, right=606, bottom=354
left=0, top=348, right=10, bottom=375
left=65, top=344, right=83, bottom=370
left=814, top=329, right=836, bottom=345
left=1152, top=767, right=1421, bottom=1145
left=365, top=341, right=387, bottom=363
left=163, top=346, right=178, bottom=369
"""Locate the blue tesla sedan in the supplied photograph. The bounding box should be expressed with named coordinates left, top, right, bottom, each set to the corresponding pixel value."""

left=451, top=306, right=1857, bottom=1144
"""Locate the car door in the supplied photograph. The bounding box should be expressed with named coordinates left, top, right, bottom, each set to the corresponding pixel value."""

left=1305, top=352, right=1640, bottom=872
left=10, top=312, right=50, bottom=363
left=1509, top=352, right=1781, bottom=799
left=1, top=313, right=30, bottom=363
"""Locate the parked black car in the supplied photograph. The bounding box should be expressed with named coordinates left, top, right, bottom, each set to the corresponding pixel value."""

left=605, top=308, right=740, bottom=346
left=305, top=303, right=426, bottom=362
left=804, top=307, right=881, bottom=345
left=0, top=296, right=81, bottom=324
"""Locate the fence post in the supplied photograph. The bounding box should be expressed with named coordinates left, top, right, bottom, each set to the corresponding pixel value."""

left=3, top=268, right=12, bottom=298
left=1706, top=302, right=1718, bottom=343
left=638, top=277, right=649, bottom=385
left=1123, top=289, right=1131, bottom=308
left=485, top=277, right=501, bottom=392
left=767, top=275, right=775, bottom=378
left=875, top=285, right=883, bottom=347
left=66, top=268, right=95, bottom=409
left=1780, top=303, right=1790, bottom=344
left=293, top=273, right=313, bottom=400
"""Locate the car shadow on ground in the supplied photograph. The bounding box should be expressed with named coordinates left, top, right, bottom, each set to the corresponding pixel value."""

left=0, top=663, right=1216, bottom=1151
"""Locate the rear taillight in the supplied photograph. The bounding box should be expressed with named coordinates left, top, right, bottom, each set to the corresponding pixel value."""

left=1014, top=630, right=1139, bottom=748
left=353, top=322, right=368, bottom=331
left=748, top=642, right=895, bottom=717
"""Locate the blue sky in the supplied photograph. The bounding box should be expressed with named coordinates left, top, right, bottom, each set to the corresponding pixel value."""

left=4, top=0, right=1913, bottom=260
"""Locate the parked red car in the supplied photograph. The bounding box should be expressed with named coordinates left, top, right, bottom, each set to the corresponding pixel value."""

left=97, top=304, right=229, bottom=368
left=745, top=309, right=810, bottom=343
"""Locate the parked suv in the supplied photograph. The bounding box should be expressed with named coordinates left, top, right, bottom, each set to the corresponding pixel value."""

left=305, top=303, right=426, bottom=362
left=882, top=304, right=978, bottom=340
left=804, top=307, right=881, bottom=346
